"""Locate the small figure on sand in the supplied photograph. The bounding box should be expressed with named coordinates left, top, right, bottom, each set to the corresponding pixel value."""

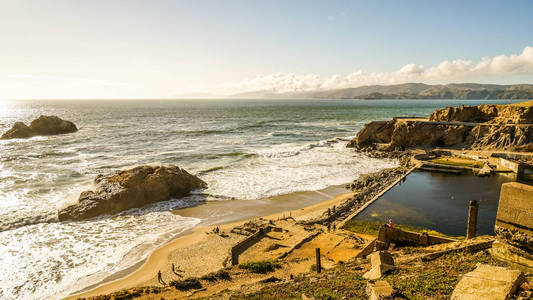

left=215, top=226, right=220, bottom=234
left=332, top=224, right=336, bottom=231
left=327, top=223, right=331, bottom=232
left=157, top=270, right=166, bottom=285
left=388, top=219, right=394, bottom=228
left=172, top=263, right=183, bottom=277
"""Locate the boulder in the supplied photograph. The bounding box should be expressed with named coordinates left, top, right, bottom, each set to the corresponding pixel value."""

left=1, top=115, right=78, bottom=139
left=58, top=165, right=207, bottom=221
left=451, top=264, right=525, bottom=300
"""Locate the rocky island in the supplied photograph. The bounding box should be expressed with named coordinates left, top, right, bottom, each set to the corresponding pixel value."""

left=58, top=165, right=207, bottom=221
left=1, top=115, right=78, bottom=139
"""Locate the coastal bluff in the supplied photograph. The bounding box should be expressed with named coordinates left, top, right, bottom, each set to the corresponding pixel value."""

left=349, top=100, right=533, bottom=152
left=58, top=165, right=207, bottom=221
left=1, top=115, right=78, bottom=139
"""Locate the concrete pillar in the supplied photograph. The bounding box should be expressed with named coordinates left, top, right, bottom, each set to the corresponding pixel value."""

left=466, top=200, right=479, bottom=239
left=315, top=248, right=321, bottom=273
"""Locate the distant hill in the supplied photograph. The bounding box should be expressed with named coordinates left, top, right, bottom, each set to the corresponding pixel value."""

left=231, top=83, right=533, bottom=100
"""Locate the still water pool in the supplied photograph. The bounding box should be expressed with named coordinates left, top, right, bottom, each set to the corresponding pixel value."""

left=355, top=170, right=517, bottom=236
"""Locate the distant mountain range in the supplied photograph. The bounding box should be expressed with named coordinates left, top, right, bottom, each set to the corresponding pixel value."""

left=230, top=83, right=533, bottom=100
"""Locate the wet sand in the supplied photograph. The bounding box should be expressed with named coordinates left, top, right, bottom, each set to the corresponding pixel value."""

left=67, top=185, right=353, bottom=299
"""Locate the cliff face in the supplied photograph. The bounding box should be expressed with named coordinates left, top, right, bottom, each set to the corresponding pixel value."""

left=349, top=100, right=533, bottom=152
left=429, top=100, right=533, bottom=124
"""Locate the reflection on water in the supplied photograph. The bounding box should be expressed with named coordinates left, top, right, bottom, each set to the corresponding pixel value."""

left=355, top=171, right=516, bottom=236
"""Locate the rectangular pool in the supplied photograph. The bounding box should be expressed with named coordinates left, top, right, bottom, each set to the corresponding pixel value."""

left=354, top=170, right=517, bottom=236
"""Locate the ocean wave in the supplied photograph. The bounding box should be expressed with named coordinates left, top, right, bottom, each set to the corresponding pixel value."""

left=200, top=140, right=397, bottom=200
left=257, top=136, right=352, bottom=158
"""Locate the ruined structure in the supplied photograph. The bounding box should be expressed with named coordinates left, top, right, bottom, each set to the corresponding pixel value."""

left=492, top=182, right=533, bottom=269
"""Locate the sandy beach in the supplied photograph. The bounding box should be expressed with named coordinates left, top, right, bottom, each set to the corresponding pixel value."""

left=67, top=186, right=356, bottom=299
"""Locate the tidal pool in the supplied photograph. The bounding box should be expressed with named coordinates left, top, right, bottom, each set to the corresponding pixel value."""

left=354, top=170, right=517, bottom=236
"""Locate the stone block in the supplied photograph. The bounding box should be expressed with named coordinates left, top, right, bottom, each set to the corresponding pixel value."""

left=366, top=280, right=394, bottom=300
left=363, top=251, right=395, bottom=280
left=496, top=182, right=533, bottom=251
left=451, top=264, right=526, bottom=300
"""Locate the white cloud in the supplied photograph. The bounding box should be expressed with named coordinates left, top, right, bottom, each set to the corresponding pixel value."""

left=213, top=46, right=533, bottom=95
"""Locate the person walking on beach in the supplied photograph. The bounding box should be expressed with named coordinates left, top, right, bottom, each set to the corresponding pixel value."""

left=157, top=270, right=165, bottom=285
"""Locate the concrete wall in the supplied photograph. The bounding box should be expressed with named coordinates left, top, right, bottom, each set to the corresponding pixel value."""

left=496, top=182, right=533, bottom=230
left=229, top=226, right=272, bottom=265
left=376, top=226, right=454, bottom=250
left=495, top=182, right=533, bottom=251
left=498, top=158, right=522, bottom=173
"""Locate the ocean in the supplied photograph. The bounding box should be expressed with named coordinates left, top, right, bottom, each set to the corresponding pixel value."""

left=0, top=98, right=521, bottom=299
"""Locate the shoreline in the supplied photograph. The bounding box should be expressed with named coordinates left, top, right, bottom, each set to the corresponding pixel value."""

left=66, top=185, right=356, bottom=299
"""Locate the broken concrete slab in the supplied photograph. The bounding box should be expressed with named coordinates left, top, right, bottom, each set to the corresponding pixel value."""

left=301, top=293, right=316, bottom=300
left=451, top=264, right=526, bottom=300
left=366, top=280, right=394, bottom=300
left=363, top=251, right=395, bottom=280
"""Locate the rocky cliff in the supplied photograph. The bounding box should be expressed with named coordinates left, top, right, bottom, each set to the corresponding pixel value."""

left=349, top=100, right=533, bottom=152
left=1, top=115, right=78, bottom=139
left=58, top=165, right=207, bottom=221
left=429, top=100, right=533, bottom=124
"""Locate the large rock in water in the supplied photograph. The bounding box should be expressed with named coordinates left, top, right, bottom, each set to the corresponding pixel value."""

left=58, top=165, right=207, bottom=221
left=1, top=115, right=78, bottom=139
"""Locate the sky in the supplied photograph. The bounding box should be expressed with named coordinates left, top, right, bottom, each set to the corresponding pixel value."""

left=1, top=0, right=533, bottom=99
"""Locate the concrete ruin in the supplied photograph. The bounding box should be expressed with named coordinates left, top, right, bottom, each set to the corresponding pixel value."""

left=492, top=182, right=533, bottom=269
left=375, top=225, right=455, bottom=250
left=366, top=280, right=394, bottom=300
left=451, top=264, right=526, bottom=300
left=363, top=251, right=395, bottom=280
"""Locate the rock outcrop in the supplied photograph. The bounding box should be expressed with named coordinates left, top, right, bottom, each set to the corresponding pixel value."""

left=1, top=115, right=78, bottom=139
left=430, top=100, right=533, bottom=124
left=58, top=165, right=207, bottom=221
left=349, top=100, right=533, bottom=152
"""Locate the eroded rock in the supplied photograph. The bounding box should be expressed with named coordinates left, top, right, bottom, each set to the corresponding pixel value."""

left=58, top=165, right=207, bottom=221
left=430, top=100, right=533, bottom=124
left=1, top=115, right=78, bottom=139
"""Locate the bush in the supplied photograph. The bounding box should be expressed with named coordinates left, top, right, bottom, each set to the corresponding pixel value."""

left=239, top=261, right=281, bottom=274
left=200, top=270, right=231, bottom=282
left=169, top=278, right=203, bottom=291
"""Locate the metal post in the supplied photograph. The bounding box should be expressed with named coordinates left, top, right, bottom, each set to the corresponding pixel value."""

left=315, top=248, right=321, bottom=273
left=466, top=200, right=479, bottom=239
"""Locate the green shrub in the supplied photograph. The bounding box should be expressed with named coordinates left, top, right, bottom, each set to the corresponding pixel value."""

left=200, top=270, right=231, bottom=282
left=239, top=260, right=281, bottom=274
left=169, top=278, right=202, bottom=291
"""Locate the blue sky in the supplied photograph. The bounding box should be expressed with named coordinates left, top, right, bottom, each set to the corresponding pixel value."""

left=1, top=0, right=532, bottom=98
